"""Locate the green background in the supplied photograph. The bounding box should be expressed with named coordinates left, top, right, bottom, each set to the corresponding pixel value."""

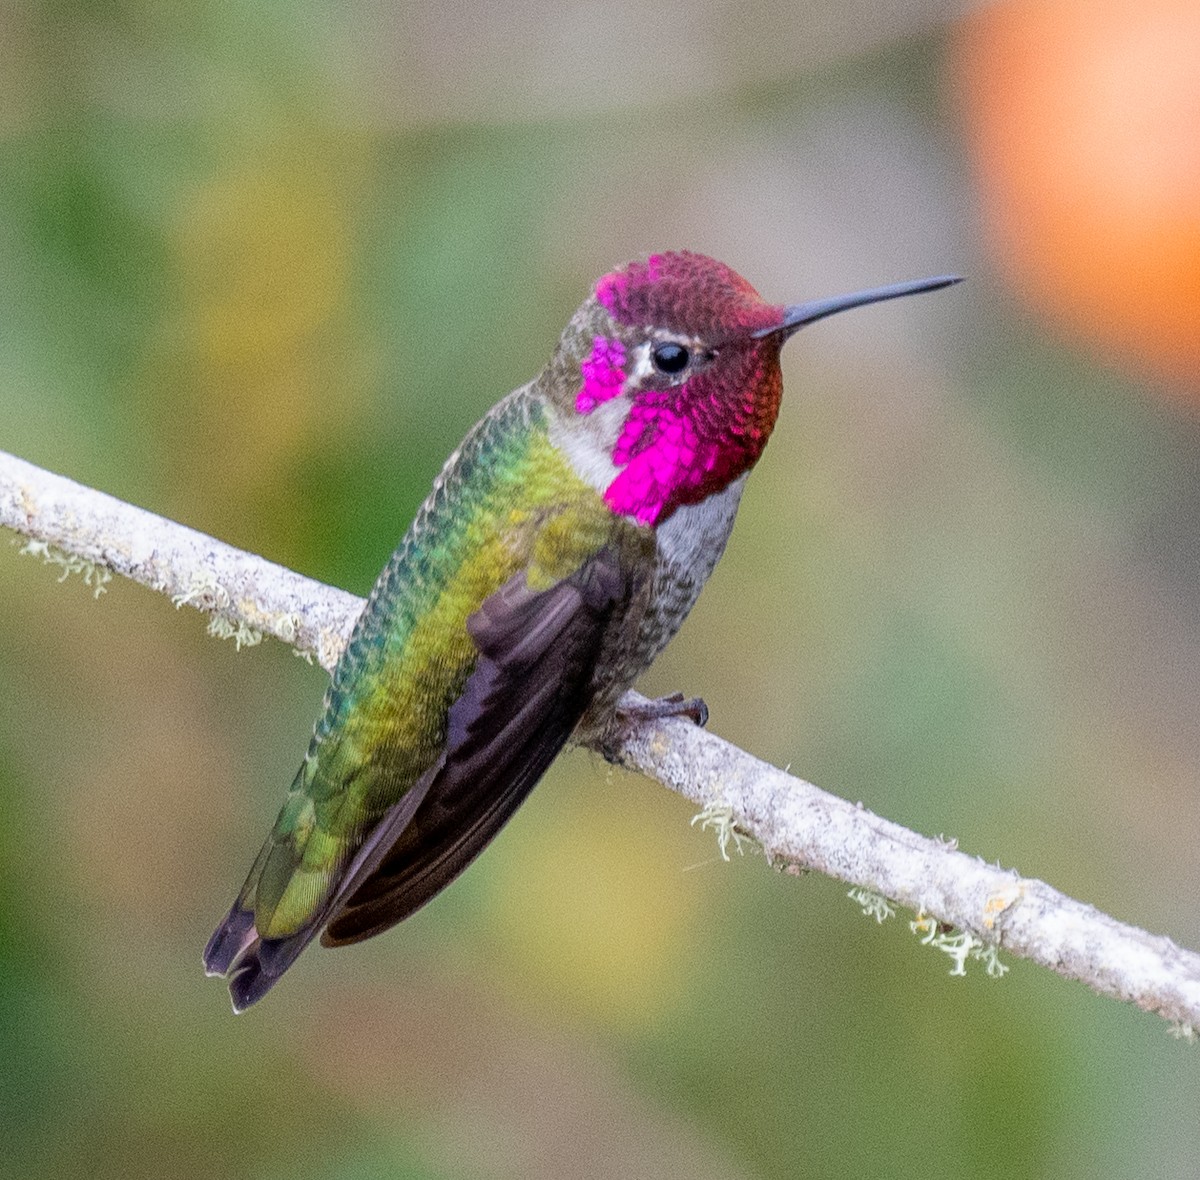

left=1, top=2, right=1198, bottom=1177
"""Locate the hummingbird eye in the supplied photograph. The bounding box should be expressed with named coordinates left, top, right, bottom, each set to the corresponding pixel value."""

left=650, top=341, right=690, bottom=375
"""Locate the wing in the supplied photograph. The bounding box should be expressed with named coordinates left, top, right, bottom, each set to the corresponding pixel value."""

left=322, top=545, right=631, bottom=945
left=210, top=543, right=640, bottom=1011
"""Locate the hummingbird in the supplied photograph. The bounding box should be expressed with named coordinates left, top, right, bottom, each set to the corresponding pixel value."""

left=204, top=251, right=958, bottom=1011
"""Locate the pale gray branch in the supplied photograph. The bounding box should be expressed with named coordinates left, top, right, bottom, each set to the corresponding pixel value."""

left=3, top=446, right=1199, bottom=1033
left=0, top=449, right=361, bottom=670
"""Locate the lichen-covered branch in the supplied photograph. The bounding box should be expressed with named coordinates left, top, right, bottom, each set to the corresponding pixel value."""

left=3, top=446, right=1199, bottom=1033
left=0, top=450, right=361, bottom=670
left=606, top=711, right=1200, bottom=1031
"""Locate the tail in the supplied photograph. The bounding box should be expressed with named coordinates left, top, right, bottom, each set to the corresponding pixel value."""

left=203, top=838, right=327, bottom=1013
left=203, top=905, right=325, bottom=1013
left=204, top=755, right=444, bottom=1011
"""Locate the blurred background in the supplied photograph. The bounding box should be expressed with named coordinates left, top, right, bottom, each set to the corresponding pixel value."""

left=2, top=0, right=1200, bottom=1175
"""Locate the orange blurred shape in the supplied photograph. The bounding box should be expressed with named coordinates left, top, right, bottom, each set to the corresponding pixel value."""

left=956, top=0, right=1200, bottom=398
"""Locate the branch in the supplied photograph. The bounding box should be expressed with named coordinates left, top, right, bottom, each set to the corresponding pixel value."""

left=3, top=446, right=1199, bottom=1034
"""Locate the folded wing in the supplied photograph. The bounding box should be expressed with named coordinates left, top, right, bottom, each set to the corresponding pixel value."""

left=209, top=544, right=635, bottom=1010
left=323, top=546, right=630, bottom=944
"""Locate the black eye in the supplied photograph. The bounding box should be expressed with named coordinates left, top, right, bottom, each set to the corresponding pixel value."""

left=651, top=341, right=690, bottom=375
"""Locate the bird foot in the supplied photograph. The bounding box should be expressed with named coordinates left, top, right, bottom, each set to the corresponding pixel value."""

left=597, top=693, right=710, bottom=764
left=619, top=691, right=709, bottom=729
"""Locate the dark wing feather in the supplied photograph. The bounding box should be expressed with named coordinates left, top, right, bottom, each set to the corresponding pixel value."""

left=320, top=545, right=631, bottom=946
left=219, top=756, right=447, bottom=1010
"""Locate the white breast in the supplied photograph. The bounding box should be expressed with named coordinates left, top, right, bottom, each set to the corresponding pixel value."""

left=545, top=397, right=626, bottom=491
left=654, top=473, right=747, bottom=581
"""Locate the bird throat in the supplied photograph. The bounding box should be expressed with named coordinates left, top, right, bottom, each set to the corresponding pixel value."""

left=597, top=356, right=782, bottom=527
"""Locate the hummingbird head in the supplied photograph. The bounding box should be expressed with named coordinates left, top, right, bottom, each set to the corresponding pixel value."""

left=545, top=251, right=958, bottom=527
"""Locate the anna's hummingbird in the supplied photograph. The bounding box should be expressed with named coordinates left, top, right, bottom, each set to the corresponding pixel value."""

left=204, top=251, right=957, bottom=1011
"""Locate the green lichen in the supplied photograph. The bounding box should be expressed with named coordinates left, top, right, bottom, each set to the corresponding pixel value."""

left=274, top=613, right=301, bottom=644
left=848, top=887, right=896, bottom=924
left=18, top=538, right=111, bottom=598
left=690, top=801, right=754, bottom=861
left=171, top=572, right=229, bottom=612
left=173, top=573, right=296, bottom=653
left=206, top=614, right=263, bottom=651
left=911, top=914, right=1009, bottom=978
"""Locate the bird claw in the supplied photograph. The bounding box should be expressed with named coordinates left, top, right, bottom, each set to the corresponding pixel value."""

left=620, top=692, right=709, bottom=729
left=598, top=693, right=709, bottom=764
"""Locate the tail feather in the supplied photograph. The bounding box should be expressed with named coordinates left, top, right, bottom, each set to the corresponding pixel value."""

left=204, top=910, right=325, bottom=1013
left=226, top=939, right=307, bottom=1013
left=228, top=958, right=269, bottom=1014
left=203, top=906, right=258, bottom=978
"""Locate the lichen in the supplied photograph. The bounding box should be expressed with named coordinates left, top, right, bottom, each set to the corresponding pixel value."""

left=848, top=887, right=896, bottom=924
left=273, top=613, right=301, bottom=644
left=690, top=800, right=754, bottom=861
left=910, top=914, right=1009, bottom=978
left=206, top=614, right=263, bottom=651
left=173, top=575, right=309, bottom=655
left=171, top=572, right=229, bottom=612
left=18, top=538, right=111, bottom=598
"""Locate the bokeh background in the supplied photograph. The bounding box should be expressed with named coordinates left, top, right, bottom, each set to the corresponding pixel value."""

left=2, top=0, right=1200, bottom=1176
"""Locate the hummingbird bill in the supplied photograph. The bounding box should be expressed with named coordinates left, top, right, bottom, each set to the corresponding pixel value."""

left=204, top=252, right=959, bottom=1011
